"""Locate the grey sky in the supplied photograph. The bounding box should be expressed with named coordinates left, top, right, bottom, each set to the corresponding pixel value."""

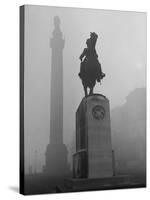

left=24, top=5, right=146, bottom=173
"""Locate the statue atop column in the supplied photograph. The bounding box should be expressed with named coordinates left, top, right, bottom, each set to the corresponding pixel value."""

left=51, top=16, right=64, bottom=50
left=78, top=32, right=105, bottom=96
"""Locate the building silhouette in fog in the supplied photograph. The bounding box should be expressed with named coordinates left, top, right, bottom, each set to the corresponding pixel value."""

left=44, top=16, right=70, bottom=176
left=111, top=88, right=146, bottom=177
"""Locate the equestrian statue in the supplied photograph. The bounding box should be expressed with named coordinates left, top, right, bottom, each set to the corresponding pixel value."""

left=78, top=32, right=105, bottom=97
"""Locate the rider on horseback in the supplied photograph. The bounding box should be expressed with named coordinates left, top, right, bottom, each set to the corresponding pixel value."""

left=78, top=32, right=105, bottom=82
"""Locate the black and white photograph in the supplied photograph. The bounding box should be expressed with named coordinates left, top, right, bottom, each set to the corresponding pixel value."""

left=19, top=5, right=147, bottom=195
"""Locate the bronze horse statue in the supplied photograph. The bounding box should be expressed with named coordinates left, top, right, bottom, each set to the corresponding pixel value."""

left=78, top=32, right=105, bottom=97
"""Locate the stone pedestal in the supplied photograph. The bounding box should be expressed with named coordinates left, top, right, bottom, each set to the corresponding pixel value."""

left=56, top=94, right=139, bottom=192
left=44, top=143, right=70, bottom=177
left=73, top=94, right=113, bottom=178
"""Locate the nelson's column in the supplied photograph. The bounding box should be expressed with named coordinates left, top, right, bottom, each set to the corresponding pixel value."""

left=44, top=16, right=70, bottom=177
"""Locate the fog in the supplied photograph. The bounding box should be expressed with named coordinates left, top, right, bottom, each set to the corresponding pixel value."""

left=24, top=5, right=146, bottom=173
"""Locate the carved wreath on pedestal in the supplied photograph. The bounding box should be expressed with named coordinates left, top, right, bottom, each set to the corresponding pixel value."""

left=92, top=105, right=105, bottom=120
